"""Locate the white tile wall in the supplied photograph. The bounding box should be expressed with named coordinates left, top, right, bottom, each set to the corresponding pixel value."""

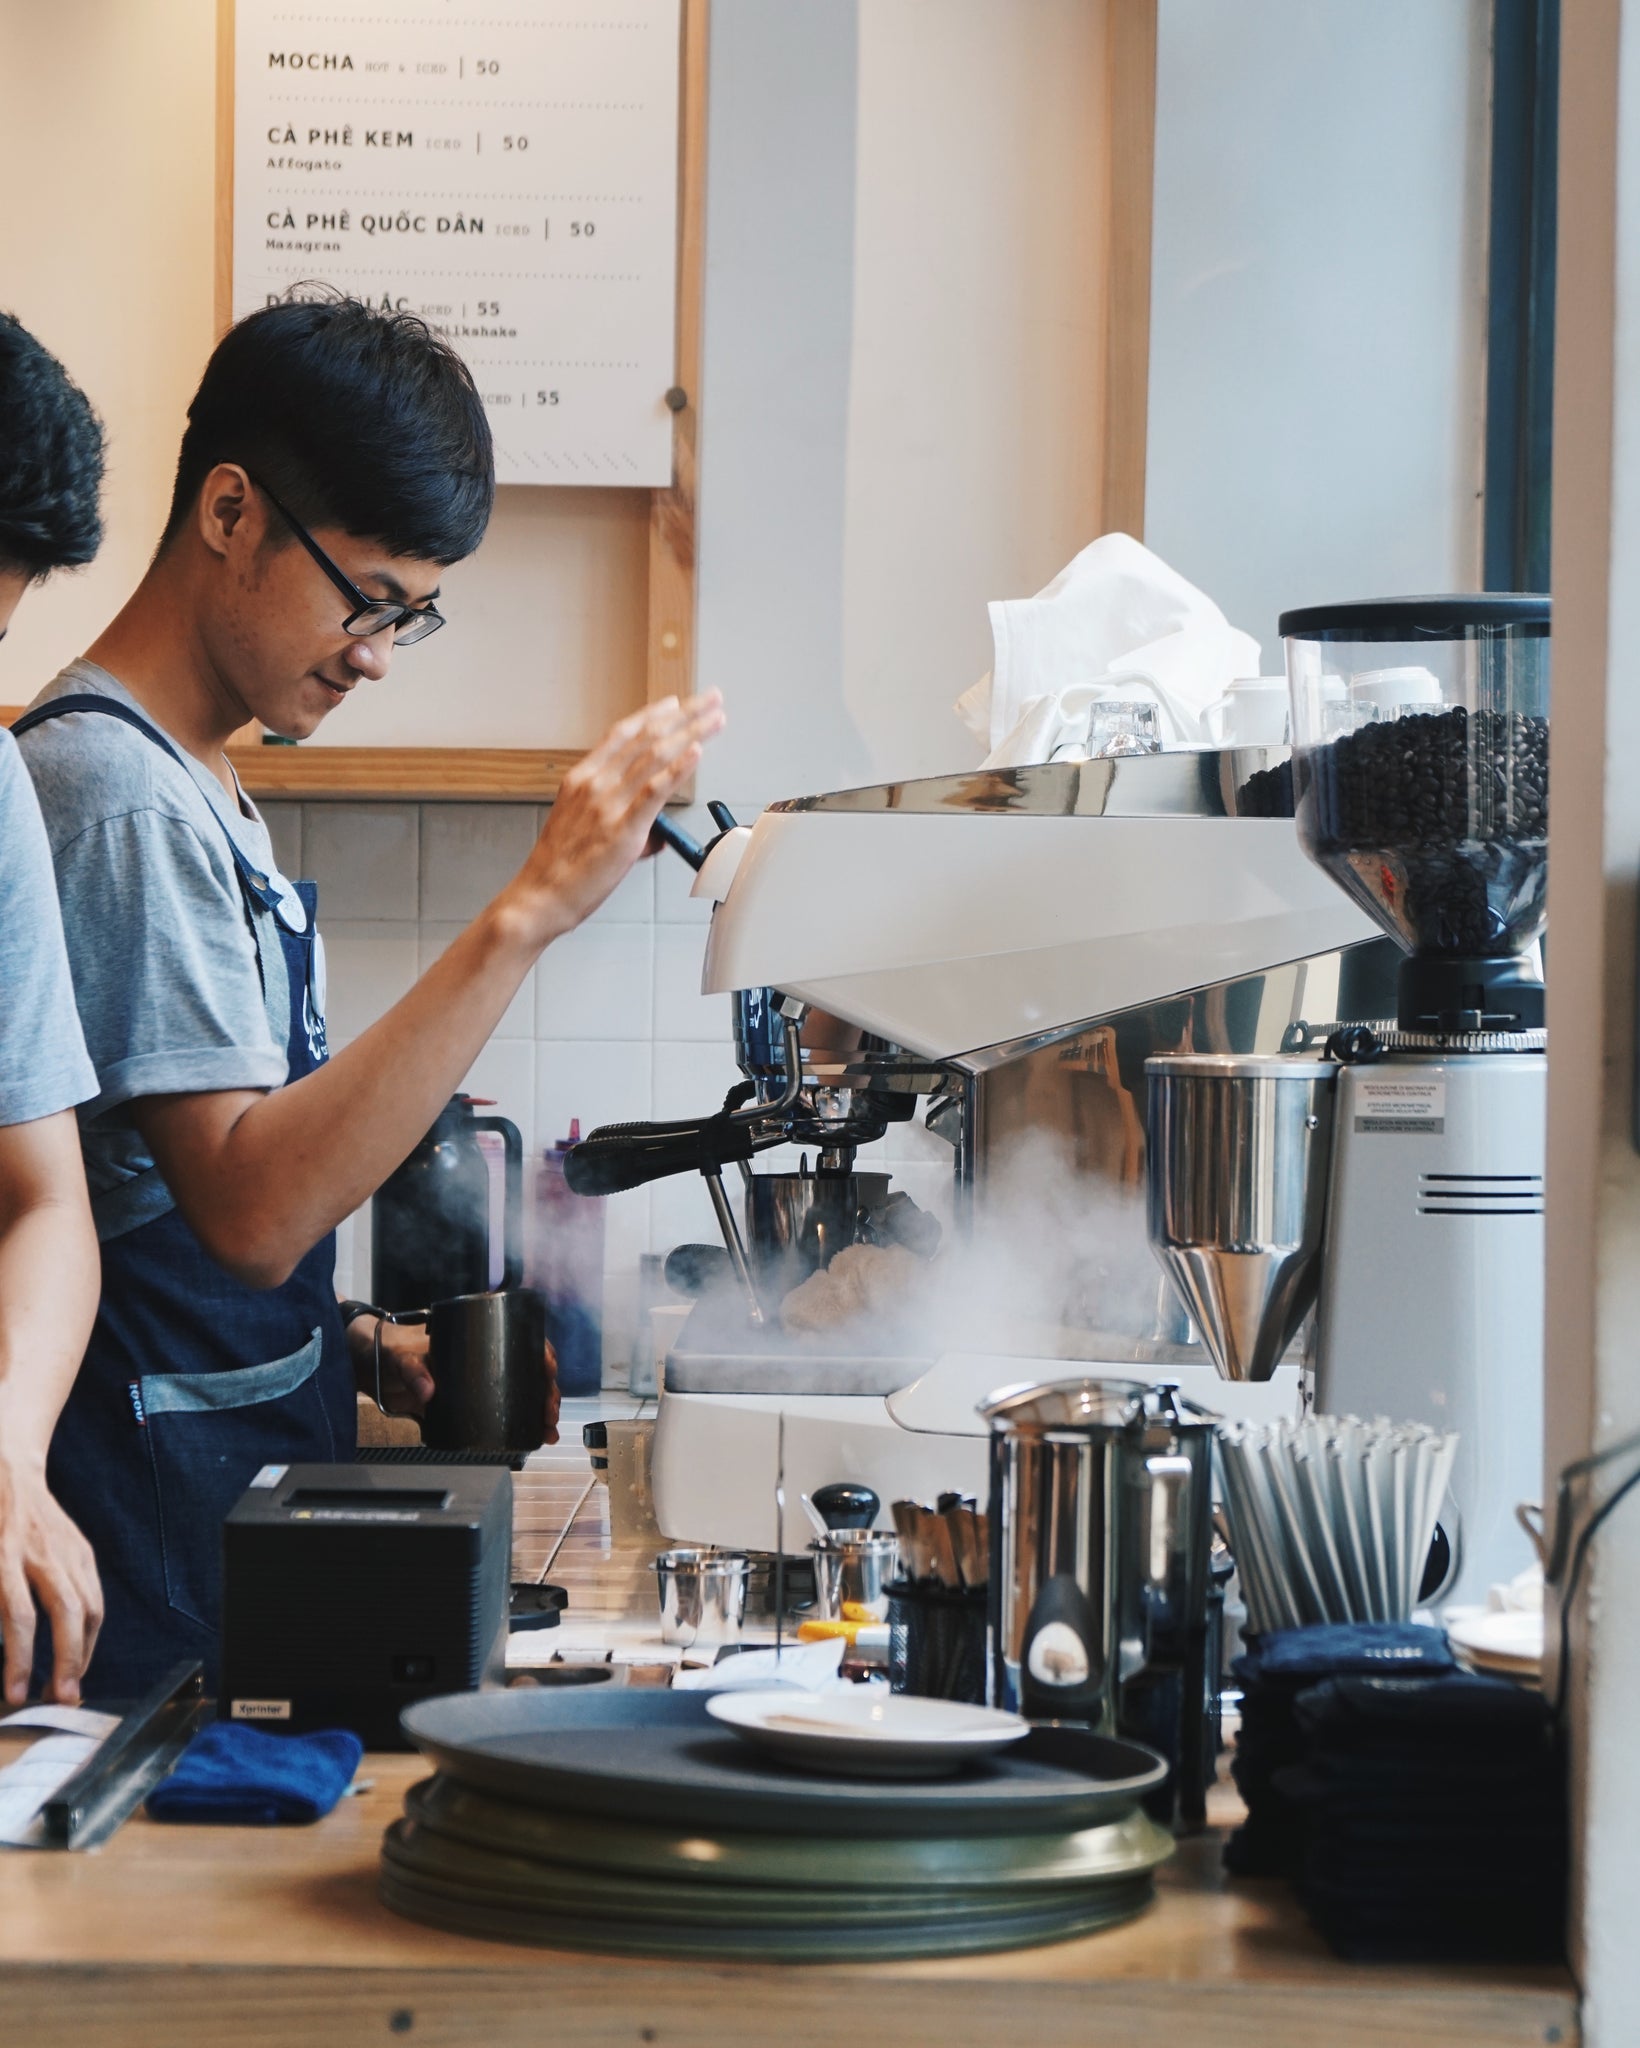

left=418, top=803, right=541, bottom=920
left=264, top=796, right=807, bottom=1373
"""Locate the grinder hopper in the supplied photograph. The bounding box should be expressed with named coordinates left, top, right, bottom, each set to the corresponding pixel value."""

left=1144, top=1055, right=1336, bottom=1383
left=1282, top=594, right=1550, bottom=1033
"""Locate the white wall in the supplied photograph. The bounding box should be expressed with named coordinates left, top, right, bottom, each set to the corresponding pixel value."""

left=837, top=0, right=1108, bottom=783
left=1145, top=0, right=1493, bottom=661
left=689, top=0, right=871, bottom=804
left=696, top=0, right=1111, bottom=802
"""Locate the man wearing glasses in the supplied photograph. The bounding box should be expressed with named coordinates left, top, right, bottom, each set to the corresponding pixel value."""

left=15, top=296, right=724, bottom=1694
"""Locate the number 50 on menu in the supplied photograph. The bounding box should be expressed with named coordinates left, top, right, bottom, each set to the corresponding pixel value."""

left=231, top=0, right=682, bottom=488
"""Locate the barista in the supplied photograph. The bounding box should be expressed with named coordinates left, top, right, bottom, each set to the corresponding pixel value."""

left=15, top=296, right=724, bottom=1697
left=0, top=312, right=107, bottom=1704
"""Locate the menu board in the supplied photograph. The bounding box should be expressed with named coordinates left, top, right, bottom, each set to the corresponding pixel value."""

left=232, top=2, right=682, bottom=486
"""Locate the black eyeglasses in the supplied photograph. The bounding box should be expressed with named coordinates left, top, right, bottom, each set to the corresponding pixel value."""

left=249, top=476, right=446, bottom=646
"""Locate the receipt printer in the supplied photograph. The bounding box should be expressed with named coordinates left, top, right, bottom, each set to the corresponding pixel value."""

left=219, top=1463, right=512, bottom=1748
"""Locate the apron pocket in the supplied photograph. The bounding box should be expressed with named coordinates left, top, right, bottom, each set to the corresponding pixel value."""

left=140, top=1327, right=335, bottom=1631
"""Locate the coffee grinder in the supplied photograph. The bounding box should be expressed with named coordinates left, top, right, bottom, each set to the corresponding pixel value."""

left=1150, top=596, right=1549, bottom=1610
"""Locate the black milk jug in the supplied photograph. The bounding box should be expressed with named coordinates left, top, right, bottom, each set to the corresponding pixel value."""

left=371, top=1095, right=523, bottom=1311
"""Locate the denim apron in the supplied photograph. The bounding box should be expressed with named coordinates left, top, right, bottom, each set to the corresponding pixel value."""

left=11, top=695, right=356, bottom=1698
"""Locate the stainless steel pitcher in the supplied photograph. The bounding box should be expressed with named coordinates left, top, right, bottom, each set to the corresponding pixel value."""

left=377, top=1289, right=548, bottom=1455
left=983, top=1378, right=1153, bottom=1733
left=983, top=1376, right=1218, bottom=1760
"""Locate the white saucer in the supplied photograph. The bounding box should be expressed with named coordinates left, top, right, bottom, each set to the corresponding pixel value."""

left=1448, top=1609, right=1544, bottom=1673
left=705, top=1690, right=1031, bottom=1779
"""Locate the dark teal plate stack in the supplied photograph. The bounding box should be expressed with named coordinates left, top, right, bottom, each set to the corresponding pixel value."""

left=381, top=1691, right=1174, bottom=1961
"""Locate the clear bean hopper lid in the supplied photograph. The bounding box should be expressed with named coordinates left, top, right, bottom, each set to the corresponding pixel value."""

left=1281, top=596, right=1549, bottom=1035
left=1281, top=595, right=1549, bottom=957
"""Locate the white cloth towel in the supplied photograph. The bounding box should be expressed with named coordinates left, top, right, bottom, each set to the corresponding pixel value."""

left=955, top=532, right=1262, bottom=766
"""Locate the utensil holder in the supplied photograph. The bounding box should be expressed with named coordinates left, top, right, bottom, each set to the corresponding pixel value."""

left=887, top=1580, right=988, bottom=1704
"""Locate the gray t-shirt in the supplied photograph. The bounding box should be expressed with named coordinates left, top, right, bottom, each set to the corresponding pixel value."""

left=17, top=661, right=294, bottom=1240
left=0, top=726, right=97, bottom=1125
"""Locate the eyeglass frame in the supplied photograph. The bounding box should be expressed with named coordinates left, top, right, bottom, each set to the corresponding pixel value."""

left=246, top=473, right=446, bottom=645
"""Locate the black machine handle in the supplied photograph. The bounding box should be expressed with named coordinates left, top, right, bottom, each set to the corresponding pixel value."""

left=565, top=1110, right=782, bottom=1197
left=651, top=810, right=707, bottom=870
left=472, top=1113, right=524, bottom=1289
left=649, top=802, right=742, bottom=876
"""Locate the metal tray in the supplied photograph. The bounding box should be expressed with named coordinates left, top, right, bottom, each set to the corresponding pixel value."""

left=378, top=1861, right=1157, bottom=1962
left=384, top=1819, right=1144, bottom=1927
left=398, top=1690, right=1168, bottom=1838
left=403, top=1774, right=1174, bottom=1891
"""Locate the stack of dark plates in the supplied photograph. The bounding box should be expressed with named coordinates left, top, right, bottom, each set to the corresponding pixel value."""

left=382, top=1691, right=1173, bottom=1961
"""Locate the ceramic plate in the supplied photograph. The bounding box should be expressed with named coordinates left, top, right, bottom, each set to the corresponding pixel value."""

left=706, top=1690, right=1031, bottom=1778
left=1448, top=1609, right=1544, bottom=1669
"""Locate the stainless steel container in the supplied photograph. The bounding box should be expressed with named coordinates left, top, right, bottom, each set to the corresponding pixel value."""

left=652, top=1548, right=750, bottom=1650
left=1144, top=1054, right=1337, bottom=1382
left=982, top=1375, right=1220, bottom=1769
left=745, top=1171, right=891, bottom=1293
left=808, top=1529, right=900, bottom=1622
left=420, top=1288, right=548, bottom=1453
left=1116, top=1382, right=1222, bottom=1829
left=982, top=1378, right=1154, bottom=1734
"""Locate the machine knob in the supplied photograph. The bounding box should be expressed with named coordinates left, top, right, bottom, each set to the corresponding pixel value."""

left=811, top=1482, right=880, bottom=1530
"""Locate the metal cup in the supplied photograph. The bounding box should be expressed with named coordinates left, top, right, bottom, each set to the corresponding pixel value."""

left=745, top=1171, right=892, bottom=1289
left=808, top=1530, right=900, bottom=1621
left=1145, top=1054, right=1337, bottom=1382
left=653, top=1548, right=750, bottom=1650
left=420, top=1288, right=548, bottom=1452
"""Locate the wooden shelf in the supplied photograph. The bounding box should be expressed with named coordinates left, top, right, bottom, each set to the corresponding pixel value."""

left=223, top=743, right=583, bottom=804
left=3, top=713, right=583, bottom=803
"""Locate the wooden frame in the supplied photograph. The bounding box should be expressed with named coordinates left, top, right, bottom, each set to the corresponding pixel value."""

left=1101, top=0, right=1158, bottom=540
left=210, top=0, right=709, bottom=801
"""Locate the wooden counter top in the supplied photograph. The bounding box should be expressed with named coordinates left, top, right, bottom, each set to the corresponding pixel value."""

left=0, top=1413, right=1579, bottom=2046
left=0, top=1747, right=1576, bottom=2048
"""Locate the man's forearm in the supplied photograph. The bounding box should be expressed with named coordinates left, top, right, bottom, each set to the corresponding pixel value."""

left=137, top=890, right=556, bottom=1287
left=0, top=1122, right=99, bottom=1463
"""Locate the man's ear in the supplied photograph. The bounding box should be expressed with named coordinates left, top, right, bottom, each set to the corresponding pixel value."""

left=195, top=463, right=260, bottom=561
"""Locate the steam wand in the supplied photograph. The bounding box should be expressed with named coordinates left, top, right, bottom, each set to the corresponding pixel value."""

left=703, top=1165, right=765, bottom=1325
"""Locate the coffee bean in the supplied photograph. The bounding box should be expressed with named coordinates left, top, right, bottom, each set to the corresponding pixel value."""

left=1292, top=706, right=1549, bottom=954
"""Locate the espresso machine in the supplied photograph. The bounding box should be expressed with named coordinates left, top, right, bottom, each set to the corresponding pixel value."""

left=564, top=750, right=1383, bottom=1547
left=1147, top=595, right=1549, bottom=1610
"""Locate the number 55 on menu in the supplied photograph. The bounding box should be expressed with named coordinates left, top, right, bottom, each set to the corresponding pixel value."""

left=230, top=0, right=683, bottom=488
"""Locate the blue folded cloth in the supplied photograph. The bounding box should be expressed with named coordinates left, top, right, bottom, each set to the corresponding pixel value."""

left=146, top=1723, right=364, bottom=1825
left=1237, top=1620, right=1455, bottom=1682
left=1225, top=1624, right=1459, bottom=1880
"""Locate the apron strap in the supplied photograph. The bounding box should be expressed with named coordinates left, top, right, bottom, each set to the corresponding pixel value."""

left=12, top=693, right=276, bottom=989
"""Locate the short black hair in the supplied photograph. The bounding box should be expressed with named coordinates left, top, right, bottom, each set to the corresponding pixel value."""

left=0, top=311, right=104, bottom=581
left=162, top=290, right=494, bottom=564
